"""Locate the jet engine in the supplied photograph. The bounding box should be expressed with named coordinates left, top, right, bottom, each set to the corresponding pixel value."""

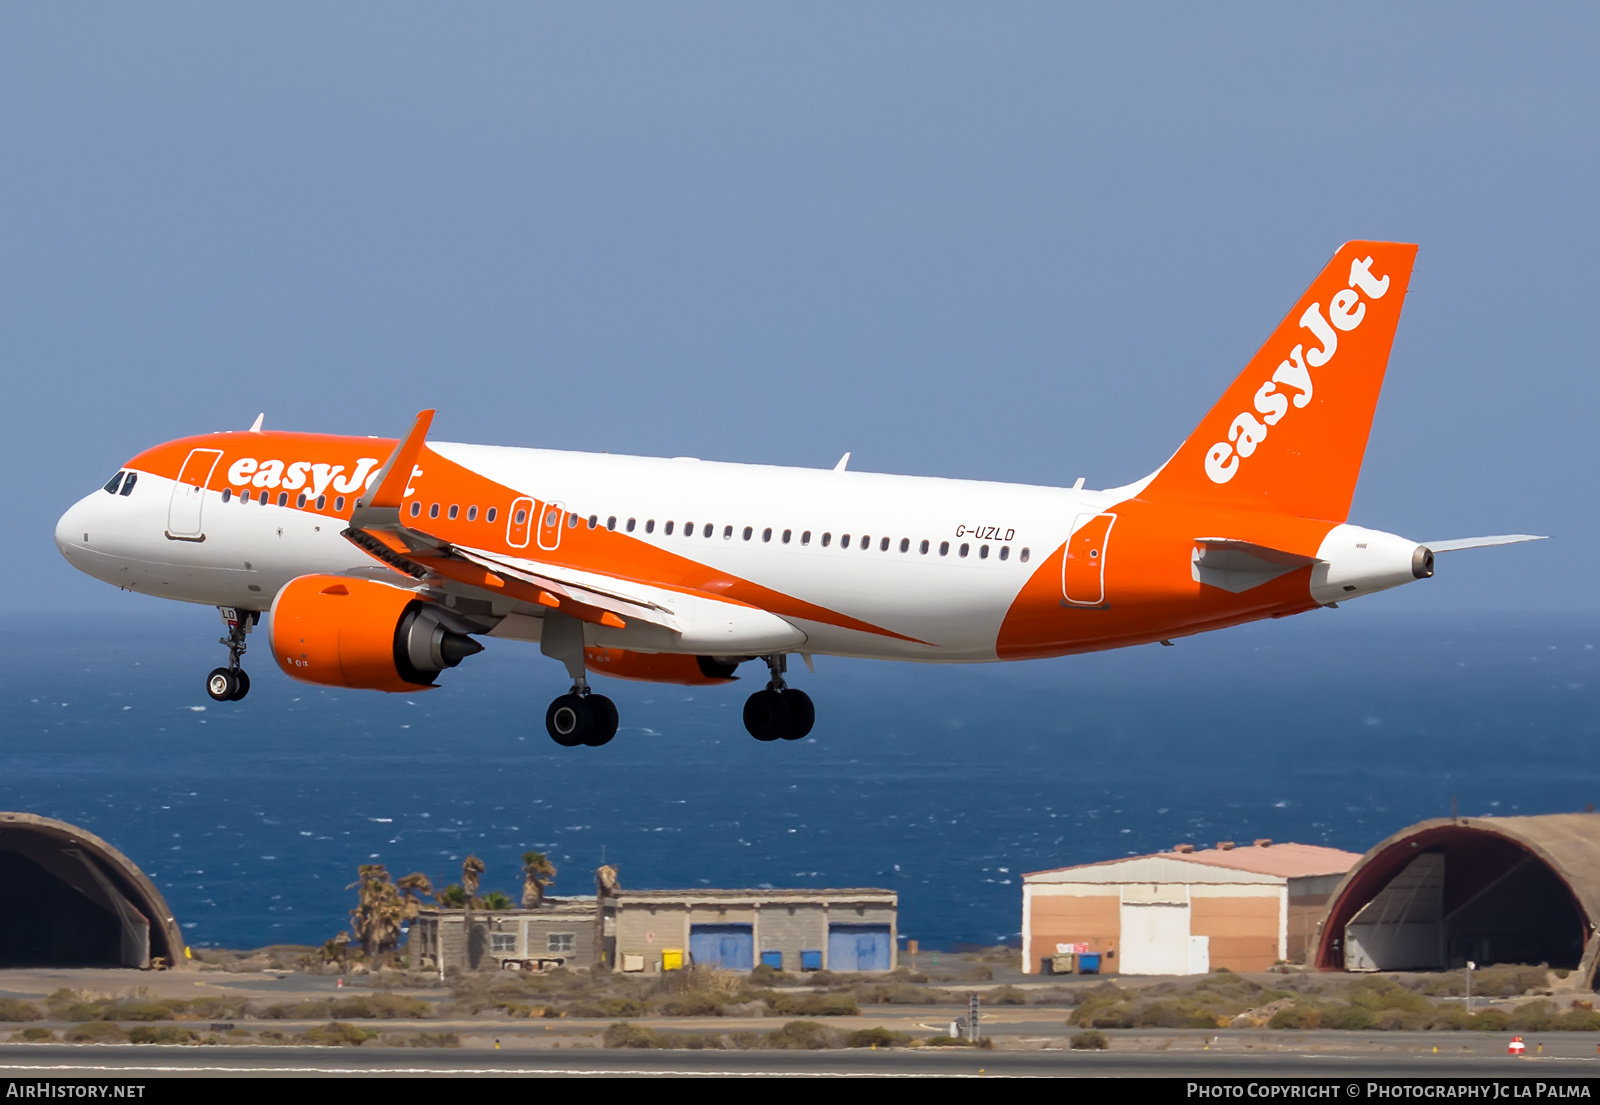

left=270, top=574, right=483, bottom=692
left=583, top=646, right=740, bottom=685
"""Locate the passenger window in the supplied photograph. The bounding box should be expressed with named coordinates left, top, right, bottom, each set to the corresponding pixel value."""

left=297, top=493, right=308, bottom=508
left=899, top=538, right=909, bottom=552
left=840, top=533, right=849, bottom=547
left=999, top=546, right=1009, bottom=561
left=588, top=515, right=598, bottom=529
left=878, top=536, right=887, bottom=551
left=666, top=521, right=675, bottom=535
left=725, top=525, right=735, bottom=539
left=979, top=544, right=989, bottom=559
left=221, top=487, right=232, bottom=503
left=821, top=533, right=831, bottom=547
left=429, top=503, right=440, bottom=519
left=515, top=508, right=528, bottom=525
left=467, top=505, right=477, bottom=521
left=1020, top=547, right=1030, bottom=563
left=647, top=520, right=656, bottom=534
left=120, top=472, right=136, bottom=496
left=315, top=495, right=326, bottom=510
left=448, top=505, right=459, bottom=520
left=939, top=541, right=949, bottom=556
left=919, top=539, right=929, bottom=554
left=336, top=496, right=346, bottom=512
left=782, top=529, right=792, bottom=544
left=568, top=513, right=578, bottom=528
left=607, top=516, right=617, bottom=531
left=102, top=472, right=124, bottom=494
left=486, top=507, right=497, bottom=523
left=743, top=526, right=753, bottom=541
left=959, top=543, right=970, bottom=558
left=762, top=527, right=772, bottom=542
left=277, top=492, right=288, bottom=507
left=704, top=524, right=713, bottom=538
left=626, top=518, right=636, bottom=532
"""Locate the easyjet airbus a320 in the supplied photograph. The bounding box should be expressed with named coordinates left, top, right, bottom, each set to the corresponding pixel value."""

left=56, top=242, right=1540, bottom=747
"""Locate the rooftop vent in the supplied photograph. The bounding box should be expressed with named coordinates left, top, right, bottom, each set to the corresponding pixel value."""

left=1173, top=843, right=1195, bottom=854
left=1216, top=841, right=1236, bottom=851
left=1253, top=838, right=1273, bottom=848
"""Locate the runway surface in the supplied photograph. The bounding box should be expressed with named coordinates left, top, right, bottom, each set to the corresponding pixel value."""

left=0, top=1042, right=1588, bottom=1077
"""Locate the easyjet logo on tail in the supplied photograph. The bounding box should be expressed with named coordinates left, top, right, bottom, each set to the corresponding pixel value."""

left=225, top=456, right=383, bottom=498
left=1204, top=256, right=1392, bottom=485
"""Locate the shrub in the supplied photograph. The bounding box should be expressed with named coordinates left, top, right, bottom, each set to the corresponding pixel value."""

left=1071, top=1030, right=1109, bottom=1050
left=841, top=1027, right=912, bottom=1048
left=602, top=1022, right=724, bottom=1049
left=767, top=992, right=860, bottom=1017
left=1267, top=1005, right=1322, bottom=1030
left=1322, top=1004, right=1378, bottom=1031
left=986, top=986, right=1027, bottom=1006
left=764, top=1020, right=835, bottom=1050
left=12, top=1028, right=53, bottom=1042
left=108, top=1000, right=189, bottom=1022
left=749, top=964, right=790, bottom=987
left=857, top=983, right=934, bottom=1005
left=129, top=1026, right=199, bottom=1045
left=366, top=993, right=431, bottom=1019
left=64, top=1022, right=127, bottom=1043
left=0, top=999, right=42, bottom=1023
left=299, top=1021, right=377, bottom=1046
left=921, top=1035, right=994, bottom=1048
left=660, top=993, right=725, bottom=1016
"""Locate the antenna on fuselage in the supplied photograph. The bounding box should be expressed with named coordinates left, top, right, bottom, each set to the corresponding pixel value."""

left=248, top=413, right=264, bottom=434
left=833, top=452, right=850, bottom=472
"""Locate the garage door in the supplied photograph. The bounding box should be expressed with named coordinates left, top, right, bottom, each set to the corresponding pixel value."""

left=689, top=924, right=753, bottom=970
left=828, top=924, right=892, bottom=971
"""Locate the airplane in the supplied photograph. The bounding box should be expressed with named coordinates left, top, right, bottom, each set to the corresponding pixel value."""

left=55, top=241, right=1541, bottom=748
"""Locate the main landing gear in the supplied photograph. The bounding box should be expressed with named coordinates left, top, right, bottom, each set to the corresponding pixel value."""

left=206, top=607, right=256, bottom=702
left=743, top=654, right=814, bottom=742
left=539, top=611, right=618, bottom=748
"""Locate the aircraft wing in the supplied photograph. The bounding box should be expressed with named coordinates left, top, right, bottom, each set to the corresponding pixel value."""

left=341, top=410, right=679, bottom=631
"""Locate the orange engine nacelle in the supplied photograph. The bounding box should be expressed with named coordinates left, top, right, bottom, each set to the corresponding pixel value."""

left=584, top=647, right=740, bottom=686
left=271, top=574, right=483, bottom=692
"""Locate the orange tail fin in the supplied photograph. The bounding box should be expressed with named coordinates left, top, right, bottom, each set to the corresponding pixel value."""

left=1139, top=241, right=1417, bottom=523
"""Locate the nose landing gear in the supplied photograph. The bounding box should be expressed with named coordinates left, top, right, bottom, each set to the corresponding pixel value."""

left=206, top=607, right=256, bottom=702
left=743, top=654, right=814, bottom=742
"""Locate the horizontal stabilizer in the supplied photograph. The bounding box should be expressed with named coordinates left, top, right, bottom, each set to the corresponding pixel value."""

left=1191, top=537, right=1316, bottom=594
left=1423, top=534, right=1547, bottom=552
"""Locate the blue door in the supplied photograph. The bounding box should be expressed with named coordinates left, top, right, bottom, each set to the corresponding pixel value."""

left=827, top=924, right=892, bottom=971
left=689, top=924, right=753, bottom=970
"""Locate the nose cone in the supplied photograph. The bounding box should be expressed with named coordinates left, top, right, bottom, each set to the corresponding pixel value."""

left=55, top=493, right=100, bottom=562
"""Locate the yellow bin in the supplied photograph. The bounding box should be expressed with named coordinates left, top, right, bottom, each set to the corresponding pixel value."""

left=661, top=948, right=684, bottom=971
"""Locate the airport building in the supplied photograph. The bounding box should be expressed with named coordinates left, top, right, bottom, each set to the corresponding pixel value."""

left=1315, top=813, right=1600, bottom=983
left=1022, top=840, right=1361, bottom=975
left=410, top=886, right=898, bottom=974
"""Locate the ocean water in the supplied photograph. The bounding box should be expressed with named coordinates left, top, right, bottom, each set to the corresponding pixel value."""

left=2, top=605, right=1598, bottom=950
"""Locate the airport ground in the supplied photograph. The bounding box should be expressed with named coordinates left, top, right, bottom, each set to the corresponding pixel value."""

left=1, top=954, right=1596, bottom=1078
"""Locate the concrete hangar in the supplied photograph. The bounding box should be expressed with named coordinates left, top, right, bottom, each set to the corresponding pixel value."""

left=1022, top=840, right=1362, bottom=975
left=1316, top=813, right=1600, bottom=981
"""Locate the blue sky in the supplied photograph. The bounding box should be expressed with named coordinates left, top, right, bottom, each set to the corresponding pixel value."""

left=4, top=4, right=1593, bottom=614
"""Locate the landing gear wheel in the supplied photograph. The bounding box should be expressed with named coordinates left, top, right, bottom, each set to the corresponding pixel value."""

left=585, top=694, right=619, bottom=747
left=206, top=668, right=239, bottom=702
left=779, top=688, right=814, bottom=740
left=546, top=693, right=593, bottom=747
left=743, top=688, right=792, bottom=742
left=229, top=669, right=251, bottom=702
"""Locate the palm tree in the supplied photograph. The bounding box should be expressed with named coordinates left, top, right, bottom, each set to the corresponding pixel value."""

left=434, top=883, right=468, bottom=908
left=397, top=873, right=432, bottom=921
left=480, top=891, right=515, bottom=910
left=461, top=855, right=485, bottom=905
left=461, top=855, right=486, bottom=970
left=521, top=851, right=558, bottom=910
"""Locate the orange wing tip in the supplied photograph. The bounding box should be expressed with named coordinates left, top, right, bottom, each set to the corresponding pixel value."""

left=361, top=409, right=436, bottom=511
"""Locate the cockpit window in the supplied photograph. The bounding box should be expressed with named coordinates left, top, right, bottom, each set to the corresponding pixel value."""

left=102, top=472, right=124, bottom=495
left=119, top=471, right=137, bottom=496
